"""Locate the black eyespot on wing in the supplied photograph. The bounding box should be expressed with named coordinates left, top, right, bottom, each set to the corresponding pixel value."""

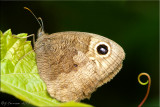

left=97, top=44, right=108, bottom=55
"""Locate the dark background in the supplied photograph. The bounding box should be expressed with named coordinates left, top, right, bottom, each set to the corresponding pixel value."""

left=0, top=1, right=159, bottom=107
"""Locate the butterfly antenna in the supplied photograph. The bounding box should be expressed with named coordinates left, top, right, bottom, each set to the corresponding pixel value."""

left=24, top=7, right=44, bottom=31
left=38, top=17, right=44, bottom=32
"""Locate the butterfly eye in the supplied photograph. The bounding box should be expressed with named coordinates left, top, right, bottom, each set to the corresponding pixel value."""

left=97, top=44, right=108, bottom=55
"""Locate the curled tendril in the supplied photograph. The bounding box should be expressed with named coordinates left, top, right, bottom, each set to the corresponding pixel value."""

left=138, top=73, right=151, bottom=107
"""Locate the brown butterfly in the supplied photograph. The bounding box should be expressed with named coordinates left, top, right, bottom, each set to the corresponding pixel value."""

left=25, top=7, right=125, bottom=102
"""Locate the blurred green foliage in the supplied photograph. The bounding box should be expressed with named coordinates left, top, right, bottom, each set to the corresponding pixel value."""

left=0, top=1, right=159, bottom=107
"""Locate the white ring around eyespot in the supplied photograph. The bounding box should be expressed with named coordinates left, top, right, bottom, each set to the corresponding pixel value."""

left=94, top=42, right=111, bottom=58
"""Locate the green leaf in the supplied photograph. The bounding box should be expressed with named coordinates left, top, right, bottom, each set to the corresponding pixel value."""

left=59, top=101, right=92, bottom=107
left=0, top=29, right=93, bottom=107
